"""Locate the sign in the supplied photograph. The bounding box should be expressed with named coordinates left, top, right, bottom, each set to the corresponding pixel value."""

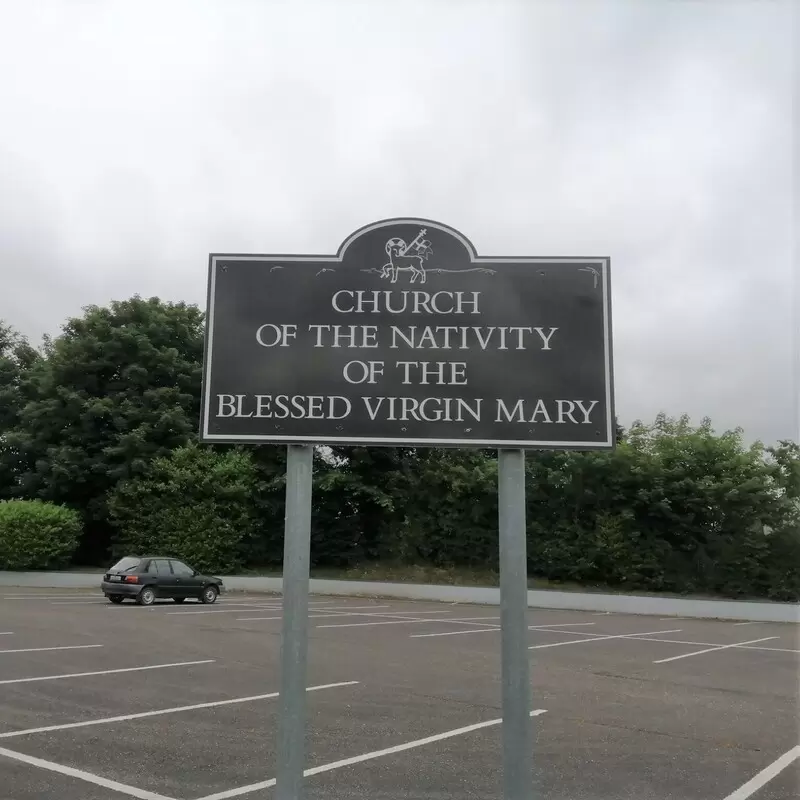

left=200, top=218, right=614, bottom=449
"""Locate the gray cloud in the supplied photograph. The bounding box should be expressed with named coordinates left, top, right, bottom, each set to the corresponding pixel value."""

left=0, top=0, right=795, bottom=444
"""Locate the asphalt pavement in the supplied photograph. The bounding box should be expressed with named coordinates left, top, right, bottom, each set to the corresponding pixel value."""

left=0, top=588, right=797, bottom=799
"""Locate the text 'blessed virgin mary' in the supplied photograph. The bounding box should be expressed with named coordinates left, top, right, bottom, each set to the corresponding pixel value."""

left=215, top=289, right=600, bottom=426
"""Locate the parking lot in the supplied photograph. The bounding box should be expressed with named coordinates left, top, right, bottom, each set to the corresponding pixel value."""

left=0, top=588, right=797, bottom=799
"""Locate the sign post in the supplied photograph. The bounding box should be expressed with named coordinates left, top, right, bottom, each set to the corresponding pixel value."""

left=200, top=217, right=614, bottom=798
left=498, top=448, right=532, bottom=798
left=275, top=444, right=314, bottom=800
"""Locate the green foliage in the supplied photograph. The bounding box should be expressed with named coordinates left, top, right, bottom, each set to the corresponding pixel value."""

left=762, top=526, right=800, bottom=601
left=524, top=414, right=799, bottom=599
left=231, top=418, right=800, bottom=601
left=108, top=444, right=257, bottom=574
left=240, top=446, right=288, bottom=567
left=766, top=441, right=800, bottom=500
left=2, top=298, right=204, bottom=562
left=3, top=293, right=798, bottom=602
left=309, top=447, right=497, bottom=569
left=398, top=449, right=498, bottom=568
left=0, top=499, right=80, bottom=569
left=0, top=322, right=41, bottom=498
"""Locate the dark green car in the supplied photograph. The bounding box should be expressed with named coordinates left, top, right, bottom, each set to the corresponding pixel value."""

left=102, top=556, right=224, bottom=606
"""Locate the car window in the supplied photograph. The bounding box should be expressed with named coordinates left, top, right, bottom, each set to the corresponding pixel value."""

left=153, top=559, right=172, bottom=575
left=170, top=560, right=194, bottom=576
left=110, top=557, right=141, bottom=573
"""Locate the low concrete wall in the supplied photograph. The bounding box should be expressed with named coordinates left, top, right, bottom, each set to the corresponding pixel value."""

left=0, top=571, right=797, bottom=622
left=0, top=572, right=101, bottom=589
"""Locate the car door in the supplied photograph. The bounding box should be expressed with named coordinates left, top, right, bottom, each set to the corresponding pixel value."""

left=169, top=559, right=201, bottom=598
left=149, top=558, right=177, bottom=598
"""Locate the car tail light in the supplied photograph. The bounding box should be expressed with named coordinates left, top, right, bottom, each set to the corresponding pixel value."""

left=124, top=575, right=139, bottom=584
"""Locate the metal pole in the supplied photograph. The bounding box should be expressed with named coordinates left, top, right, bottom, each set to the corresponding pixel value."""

left=275, top=444, right=314, bottom=800
left=498, top=448, right=532, bottom=799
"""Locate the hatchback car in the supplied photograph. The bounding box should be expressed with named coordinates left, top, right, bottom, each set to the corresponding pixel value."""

left=102, top=556, right=224, bottom=605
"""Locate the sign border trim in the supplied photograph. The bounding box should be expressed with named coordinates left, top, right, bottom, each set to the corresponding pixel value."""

left=200, top=217, right=615, bottom=449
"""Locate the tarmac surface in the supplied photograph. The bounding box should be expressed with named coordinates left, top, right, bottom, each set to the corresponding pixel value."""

left=0, top=588, right=797, bottom=799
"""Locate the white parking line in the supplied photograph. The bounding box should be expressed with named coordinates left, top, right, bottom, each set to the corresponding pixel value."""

left=690, top=642, right=798, bottom=654
left=411, top=627, right=501, bottom=638
left=732, top=621, right=762, bottom=626
left=413, top=621, right=796, bottom=655
left=110, top=602, right=278, bottom=610
left=402, top=616, right=799, bottom=656
left=222, top=593, right=280, bottom=598
left=235, top=614, right=334, bottom=622
left=529, top=629, right=683, bottom=650
left=0, top=632, right=13, bottom=636
left=316, top=615, right=498, bottom=630
left=638, top=637, right=794, bottom=653
left=411, top=622, right=596, bottom=639
left=721, top=745, right=800, bottom=799
left=237, top=609, right=453, bottom=623
left=2, top=595, right=103, bottom=600
left=0, top=745, right=176, bottom=800
left=163, top=606, right=288, bottom=616
left=653, top=637, right=778, bottom=664
left=230, top=604, right=396, bottom=622
left=0, top=659, right=215, bottom=686
left=192, top=604, right=393, bottom=618
left=525, top=629, right=799, bottom=655
left=0, top=645, right=103, bottom=655
left=51, top=601, right=110, bottom=605
left=0, top=680, right=358, bottom=739
left=195, top=709, right=549, bottom=800
left=532, top=623, right=597, bottom=628
left=128, top=601, right=343, bottom=616
left=181, top=600, right=344, bottom=614
left=336, top=610, right=453, bottom=617
left=222, top=594, right=279, bottom=599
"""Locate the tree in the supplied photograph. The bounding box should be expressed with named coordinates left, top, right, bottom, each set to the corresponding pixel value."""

left=310, top=446, right=498, bottom=568
left=523, top=414, right=799, bottom=599
left=393, top=448, right=498, bottom=568
left=765, top=441, right=800, bottom=501
left=310, top=446, right=418, bottom=566
left=761, top=441, right=800, bottom=600
left=524, top=446, right=671, bottom=588
left=4, top=297, right=204, bottom=563
left=621, top=415, right=789, bottom=595
left=0, top=322, right=40, bottom=498
left=108, top=443, right=257, bottom=574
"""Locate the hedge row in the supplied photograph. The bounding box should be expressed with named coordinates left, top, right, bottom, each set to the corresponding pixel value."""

left=0, top=499, right=80, bottom=570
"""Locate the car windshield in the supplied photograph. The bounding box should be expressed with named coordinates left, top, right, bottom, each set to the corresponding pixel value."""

left=109, top=557, right=141, bottom=573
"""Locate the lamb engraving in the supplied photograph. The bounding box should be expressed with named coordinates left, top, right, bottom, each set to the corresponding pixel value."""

left=380, top=229, right=433, bottom=284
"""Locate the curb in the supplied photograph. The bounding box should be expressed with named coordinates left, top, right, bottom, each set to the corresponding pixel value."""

left=0, top=571, right=797, bottom=622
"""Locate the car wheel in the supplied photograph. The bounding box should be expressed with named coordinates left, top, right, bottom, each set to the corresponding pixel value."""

left=200, top=585, right=218, bottom=604
left=136, top=586, right=156, bottom=606
left=108, top=595, right=124, bottom=604
left=173, top=597, right=186, bottom=604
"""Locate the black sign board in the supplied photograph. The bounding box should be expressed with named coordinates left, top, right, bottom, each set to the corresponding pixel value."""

left=200, top=218, right=614, bottom=449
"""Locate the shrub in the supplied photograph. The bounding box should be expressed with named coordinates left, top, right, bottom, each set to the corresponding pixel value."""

left=108, top=443, right=257, bottom=574
left=0, top=499, right=80, bottom=569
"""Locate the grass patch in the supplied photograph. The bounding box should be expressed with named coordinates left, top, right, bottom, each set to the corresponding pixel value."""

left=235, top=563, right=778, bottom=602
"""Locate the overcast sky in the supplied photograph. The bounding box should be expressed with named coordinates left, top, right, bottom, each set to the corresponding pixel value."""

left=0, top=0, right=796, bottom=445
